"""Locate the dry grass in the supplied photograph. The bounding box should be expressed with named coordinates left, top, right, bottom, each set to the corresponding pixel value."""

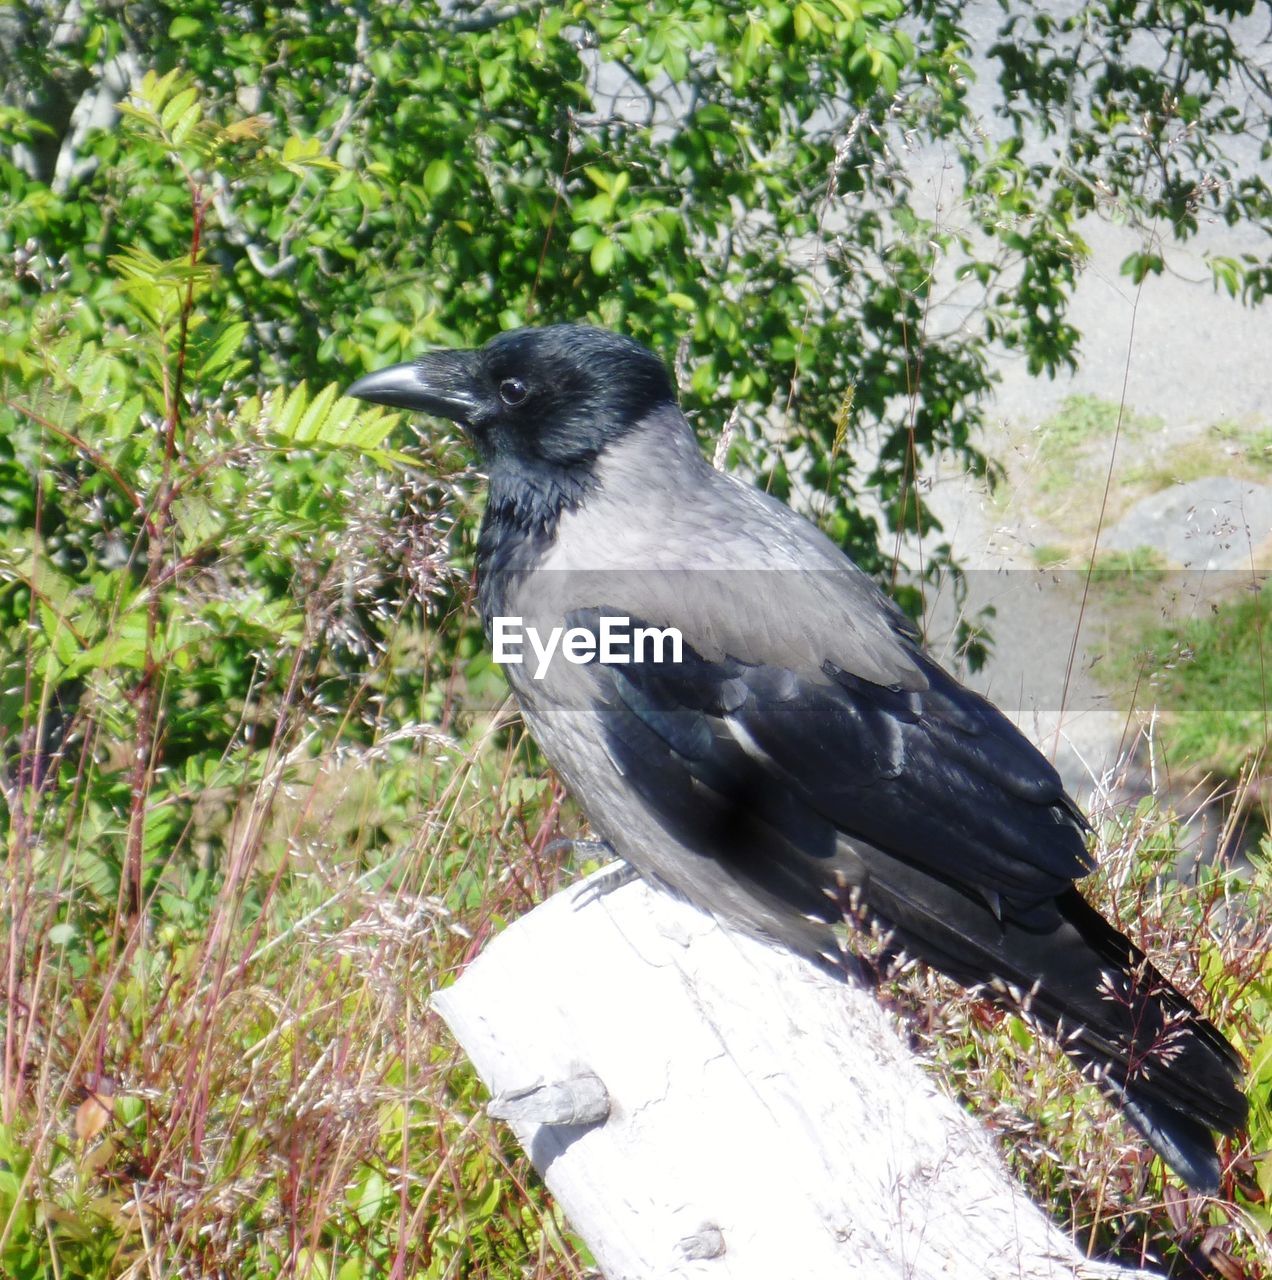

left=0, top=440, right=592, bottom=1277
left=1, top=696, right=595, bottom=1278
left=7, top=578, right=1269, bottom=1276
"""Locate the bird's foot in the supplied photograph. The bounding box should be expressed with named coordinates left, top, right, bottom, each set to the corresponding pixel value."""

left=571, top=857, right=638, bottom=911
left=541, top=837, right=629, bottom=906
left=543, top=836, right=616, bottom=863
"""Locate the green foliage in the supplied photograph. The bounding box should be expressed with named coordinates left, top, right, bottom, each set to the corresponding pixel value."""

left=4, top=0, right=1268, bottom=591
left=990, top=1, right=1272, bottom=301
left=2, top=3, right=1271, bottom=1276
left=1, top=131, right=424, bottom=943
left=0, top=76, right=571, bottom=1277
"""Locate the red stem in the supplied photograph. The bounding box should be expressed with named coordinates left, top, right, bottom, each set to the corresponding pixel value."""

left=122, top=182, right=207, bottom=926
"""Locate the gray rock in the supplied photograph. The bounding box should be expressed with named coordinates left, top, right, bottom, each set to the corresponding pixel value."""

left=1101, top=476, right=1272, bottom=570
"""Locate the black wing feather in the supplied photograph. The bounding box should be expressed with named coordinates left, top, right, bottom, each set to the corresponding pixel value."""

left=570, top=607, right=1092, bottom=910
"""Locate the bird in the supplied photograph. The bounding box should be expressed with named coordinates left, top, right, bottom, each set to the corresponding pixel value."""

left=348, top=323, right=1246, bottom=1192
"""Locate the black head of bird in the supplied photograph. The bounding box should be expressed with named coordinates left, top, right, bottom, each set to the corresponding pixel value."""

left=348, top=325, right=680, bottom=542
left=348, top=324, right=675, bottom=477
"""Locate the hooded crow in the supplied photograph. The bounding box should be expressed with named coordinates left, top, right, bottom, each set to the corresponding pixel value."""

left=348, top=323, right=1246, bottom=1192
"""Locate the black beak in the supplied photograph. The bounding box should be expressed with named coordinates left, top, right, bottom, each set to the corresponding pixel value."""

left=346, top=351, right=483, bottom=423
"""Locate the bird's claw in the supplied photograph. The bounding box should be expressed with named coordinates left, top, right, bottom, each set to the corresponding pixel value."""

left=571, top=858, right=638, bottom=910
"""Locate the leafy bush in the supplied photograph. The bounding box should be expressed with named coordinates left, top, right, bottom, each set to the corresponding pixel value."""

left=5, top=1, right=1271, bottom=599
left=0, top=74, right=578, bottom=1277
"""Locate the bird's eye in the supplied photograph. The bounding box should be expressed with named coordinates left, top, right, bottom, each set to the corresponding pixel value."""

left=499, top=377, right=528, bottom=407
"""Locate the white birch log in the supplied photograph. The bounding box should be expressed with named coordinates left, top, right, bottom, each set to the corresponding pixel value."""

left=433, top=869, right=1161, bottom=1280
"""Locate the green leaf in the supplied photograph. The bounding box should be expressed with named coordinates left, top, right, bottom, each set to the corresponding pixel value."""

left=739, top=18, right=766, bottom=67
left=590, top=236, right=616, bottom=275
left=62, top=611, right=149, bottom=680
left=168, top=15, right=201, bottom=38
left=37, top=599, right=76, bottom=667
left=281, top=133, right=340, bottom=172
left=1120, top=251, right=1164, bottom=284
left=170, top=103, right=203, bottom=147
left=424, top=158, right=453, bottom=197
left=353, top=1169, right=389, bottom=1226
left=268, top=382, right=310, bottom=438
left=160, top=87, right=199, bottom=133
left=292, top=382, right=339, bottom=443
left=201, top=322, right=249, bottom=377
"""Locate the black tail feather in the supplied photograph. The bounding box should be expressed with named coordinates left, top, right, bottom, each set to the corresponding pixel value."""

left=850, top=846, right=1247, bottom=1190
left=1112, top=1085, right=1223, bottom=1193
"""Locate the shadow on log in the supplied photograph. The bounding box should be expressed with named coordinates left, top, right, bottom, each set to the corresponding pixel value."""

left=433, top=869, right=1161, bottom=1280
